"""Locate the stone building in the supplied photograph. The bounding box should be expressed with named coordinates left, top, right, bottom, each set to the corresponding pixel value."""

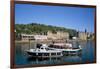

left=47, top=31, right=69, bottom=40
left=78, top=32, right=87, bottom=40
left=34, top=35, right=47, bottom=41
left=20, top=31, right=69, bottom=41
left=21, top=34, right=35, bottom=41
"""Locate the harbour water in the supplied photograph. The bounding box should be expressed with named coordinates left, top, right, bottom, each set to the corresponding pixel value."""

left=15, top=40, right=95, bottom=65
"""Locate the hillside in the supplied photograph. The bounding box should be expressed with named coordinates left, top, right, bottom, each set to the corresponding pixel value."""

left=15, top=23, right=78, bottom=37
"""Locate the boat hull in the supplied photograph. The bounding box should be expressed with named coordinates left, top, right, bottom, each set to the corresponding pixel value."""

left=62, top=49, right=82, bottom=56
left=27, top=51, right=63, bottom=58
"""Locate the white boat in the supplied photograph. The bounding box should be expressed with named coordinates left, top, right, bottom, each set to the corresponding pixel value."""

left=26, top=44, right=63, bottom=58
left=49, top=43, right=82, bottom=55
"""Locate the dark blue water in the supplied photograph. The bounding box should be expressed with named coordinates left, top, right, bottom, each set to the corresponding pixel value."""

left=15, top=40, right=95, bottom=65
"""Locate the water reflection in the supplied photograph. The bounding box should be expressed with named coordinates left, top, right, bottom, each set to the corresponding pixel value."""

left=27, top=57, right=63, bottom=64
left=26, top=55, right=82, bottom=64
left=15, top=40, right=95, bottom=65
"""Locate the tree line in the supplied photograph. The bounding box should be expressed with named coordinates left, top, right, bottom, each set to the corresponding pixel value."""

left=15, top=23, right=78, bottom=39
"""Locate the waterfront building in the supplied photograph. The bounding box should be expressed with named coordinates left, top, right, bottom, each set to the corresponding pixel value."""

left=20, top=31, right=69, bottom=41
left=34, top=35, right=47, bottom=41
left=78, top=32, right=87, bottom=40
left=21, top=34, right=48, bottom=41
left=72, top=37, right=77, bottom=40
left=47, top=31, right=69, bottom=40
left=57, top=31, right=69, bottom=39
left=92, top=34, right=95, bottom=40
left=47, top=31, right=58, bottom=40
left=21, top=34, right=35, bottom=41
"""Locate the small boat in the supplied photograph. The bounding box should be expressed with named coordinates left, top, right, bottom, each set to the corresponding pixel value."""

left=49, top=43, right=82, bottom=56
left=26, top=44, right=63, bottom=58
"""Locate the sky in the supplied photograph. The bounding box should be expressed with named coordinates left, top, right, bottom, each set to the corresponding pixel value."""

left=15, top=4, right=95, bottom=33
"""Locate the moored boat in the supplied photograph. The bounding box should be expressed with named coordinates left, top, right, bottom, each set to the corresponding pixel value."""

left=26, top=44, right=63, bottom=58
left=49, top=43, right=82, bottom=56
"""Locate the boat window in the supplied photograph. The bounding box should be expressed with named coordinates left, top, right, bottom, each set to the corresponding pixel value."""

left=44, top=53, right=49, bottom=56
left=70, top=51, right=76, bottom=53
left=31, top=53, right=36, bottom=56
left=45, top=48, right=49, bottom=50
left=38, top=53, right=42, bottom=56
left=57, top=53, right=61, bottom=55
left=41, top=48, right=43, bottom=49
left=51, top=53, right=56, bottom=55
